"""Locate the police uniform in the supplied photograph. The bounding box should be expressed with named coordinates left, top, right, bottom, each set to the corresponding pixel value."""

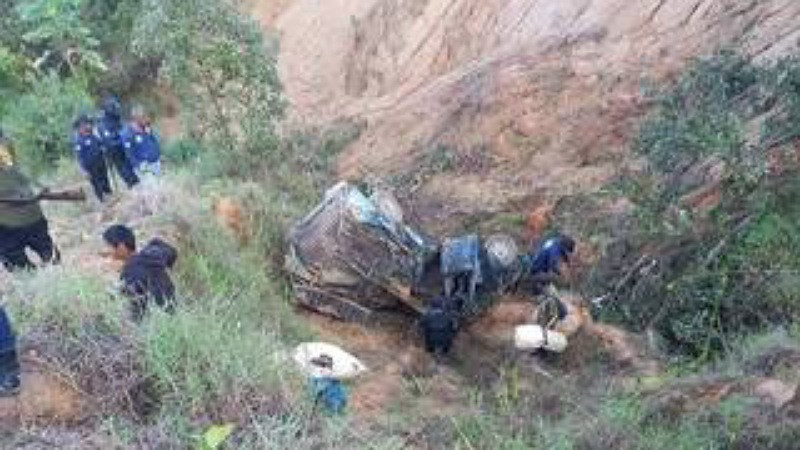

left=73, top=129, right=112, bottom=201
left=528, top=236, right=574, bottom=276
left=0, top=165, right=57, bottom=271
left=122, top=123, right=162, bottom=177
left=98, top=113, right=139, bottom=188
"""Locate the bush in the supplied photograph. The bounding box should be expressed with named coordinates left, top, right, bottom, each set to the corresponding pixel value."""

left=599, top=51, right=800, bottom=359
left=132, top=0, right=285, bottom=178
left=2, top=73, right=93, bottom=174
left=0, top=46, right=30, bottom=117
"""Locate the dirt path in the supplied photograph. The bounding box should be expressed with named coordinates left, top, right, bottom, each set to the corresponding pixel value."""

left=0, top=356, right=86, bottom=426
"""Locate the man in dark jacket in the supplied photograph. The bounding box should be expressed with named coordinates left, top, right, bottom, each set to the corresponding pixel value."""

left=0, top=136, right=59, bottom=271
left=0, top=305, right=20, bottom=396
left=73, top=114, right=112, bottom=201
left=102, top=224, right=177, bottom=322
left=97, top=96, right=139, bottom=189
left=419, top=295, right=459, bottom=357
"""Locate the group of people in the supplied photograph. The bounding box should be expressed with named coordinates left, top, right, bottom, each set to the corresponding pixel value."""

left=73, top=96, right=162, bottom=201
left=419, top=234, right=576, bottom=357
left=0, top=128, right=175, bottom=397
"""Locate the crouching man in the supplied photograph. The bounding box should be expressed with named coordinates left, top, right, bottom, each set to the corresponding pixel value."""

left=102, top=225, right=178, bottom=322
left=0, top=305, right=20, bottom=396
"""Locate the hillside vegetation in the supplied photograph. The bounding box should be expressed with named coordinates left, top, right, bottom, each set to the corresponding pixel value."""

left=1, top=0, right=800, bottom=449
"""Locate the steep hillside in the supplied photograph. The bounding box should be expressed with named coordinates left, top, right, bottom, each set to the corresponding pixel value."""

left=261, top=0, right=800, bottom=232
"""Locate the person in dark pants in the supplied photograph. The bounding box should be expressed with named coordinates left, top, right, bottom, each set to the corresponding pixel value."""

left=0, top=139, right=59, bottom=271
left=97, top=96, right=139, bottom=189
left=102, top=225, right=178, bottom=322
left=0, top=306, right=20, bottom=396
left=419, top=295, right=459, bottom=357
left=73, top=114, right=112, bottom=201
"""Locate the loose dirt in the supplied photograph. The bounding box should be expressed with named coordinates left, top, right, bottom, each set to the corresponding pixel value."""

left=0, top=356, right=86, bottom=426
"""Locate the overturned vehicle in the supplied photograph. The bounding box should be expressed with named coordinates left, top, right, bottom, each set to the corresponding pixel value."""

left=285, top=182, right=529, bottom=322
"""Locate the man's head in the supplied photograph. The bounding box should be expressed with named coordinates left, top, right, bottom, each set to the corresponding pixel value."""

left=102, top=224, right=136, bottom=261
left=130, top=104, right=150, bottom=129
left=74, top=114, right=93, bottom=135
left=102, top=95, right=121, bottom=119
left=559, top=234, right=576, bottom=254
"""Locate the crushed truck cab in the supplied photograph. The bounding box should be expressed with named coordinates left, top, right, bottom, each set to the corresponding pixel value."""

left=286, top=182, right=438, bottom=321
left=286, top=182, right=535, bottom=324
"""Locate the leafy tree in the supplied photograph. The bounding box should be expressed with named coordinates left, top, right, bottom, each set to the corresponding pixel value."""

left=132, top=0, right=285, bottom=176
left=0, top=46, right=31, bottom=117
left=15, top=0, right=107, bottom=75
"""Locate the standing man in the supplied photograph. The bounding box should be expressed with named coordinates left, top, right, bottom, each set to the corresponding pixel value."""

left=73, top=114, right=112, bottom=202
left=0, top=132, right=59, bottom=271
left=97, top=96, right=139, bottom=189
left=123, top=106, right=162, bottom=177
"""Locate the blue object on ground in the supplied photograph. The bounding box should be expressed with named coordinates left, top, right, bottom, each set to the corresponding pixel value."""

left=311, top=377, right=348, bottom=414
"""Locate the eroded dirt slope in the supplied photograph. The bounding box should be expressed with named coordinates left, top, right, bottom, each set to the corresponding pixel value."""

left=258, top=0, right=800, bottom=233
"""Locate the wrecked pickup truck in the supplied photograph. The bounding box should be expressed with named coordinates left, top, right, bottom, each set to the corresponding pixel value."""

left=285, top=182, right=526, bottom=322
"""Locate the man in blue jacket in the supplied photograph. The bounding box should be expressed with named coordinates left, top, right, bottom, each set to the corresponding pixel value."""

left=97, top=96, right=139, bottom=188
left=73, top=114, right=112, bottom=201
left=528, top=234, right=576, bottom=277
left=123, top=107, right=162, bottom=177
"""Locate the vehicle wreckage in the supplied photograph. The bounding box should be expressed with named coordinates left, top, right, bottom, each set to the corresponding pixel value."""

left=285, top=182, right=536, bottom=323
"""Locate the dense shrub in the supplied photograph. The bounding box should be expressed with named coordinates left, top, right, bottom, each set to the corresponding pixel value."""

left=2, top=74, right=93, bottom=173
left=598, top=51, right=800, bottom=359
left=132, top=0, right=285, bottom=177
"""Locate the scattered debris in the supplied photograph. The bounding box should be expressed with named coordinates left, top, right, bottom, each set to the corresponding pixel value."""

left=514, top=325, right=568, bottom=353
left=292, top=342, right=368, bottom=380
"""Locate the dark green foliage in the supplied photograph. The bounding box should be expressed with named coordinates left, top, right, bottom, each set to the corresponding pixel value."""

left=3, top=74, right=93, bottom=173
left=0, top=46, right=31, bottom=117
left=762, top=55, right=800, bottom=148
left=0, top=0, right=153, bottom=173
left=601, top=50, right=800, bottom=359
left=15, top=0, right=107, bottom=75
left=132, top=0, right=285, bottom=177
left=636, top=51, right=756, bottom=173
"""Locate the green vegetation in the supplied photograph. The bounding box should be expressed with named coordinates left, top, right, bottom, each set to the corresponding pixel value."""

left=0, top=0, right=139, bottom=173
left=596, top=51, right=800, bottom=360
left=2, top=0, right=800, bottom=447
left=133, top=0, right=285, bottom=177
left=3, top=74, right=93, bottom=173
